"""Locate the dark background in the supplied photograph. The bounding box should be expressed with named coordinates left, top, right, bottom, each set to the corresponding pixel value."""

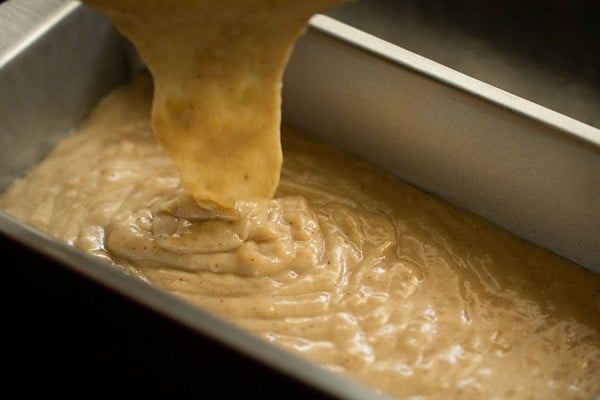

left=326, top=0, right=600, bottom=129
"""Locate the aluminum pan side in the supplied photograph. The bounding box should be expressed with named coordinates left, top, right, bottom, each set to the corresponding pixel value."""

left=283, top=15, right=600, bottom=273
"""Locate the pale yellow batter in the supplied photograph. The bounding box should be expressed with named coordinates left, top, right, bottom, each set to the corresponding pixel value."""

left=82, top=0, right=343, bottom=210
left=1, top=0, right=599, bottom=398
left=1, top=73, right=599, bottom=400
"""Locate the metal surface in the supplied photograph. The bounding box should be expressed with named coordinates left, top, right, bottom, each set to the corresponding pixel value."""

left=0, top=0, right=132, bottom=190
left=284, top=15, right=600, bottom=273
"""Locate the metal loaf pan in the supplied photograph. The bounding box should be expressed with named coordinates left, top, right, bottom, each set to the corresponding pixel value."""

left=1, top=0, right=598, bottom=398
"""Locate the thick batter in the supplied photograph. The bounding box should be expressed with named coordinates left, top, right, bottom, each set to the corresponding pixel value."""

left=81, top=0, right=343, bottom=210
left=1, top=74, right=599, bottom=400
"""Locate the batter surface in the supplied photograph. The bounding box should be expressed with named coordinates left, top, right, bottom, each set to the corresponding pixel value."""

left=1, top=74, right=599, bottom=400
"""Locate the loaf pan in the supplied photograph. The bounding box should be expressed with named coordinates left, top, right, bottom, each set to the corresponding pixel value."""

left=1, top=0, right=598, bottom=398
